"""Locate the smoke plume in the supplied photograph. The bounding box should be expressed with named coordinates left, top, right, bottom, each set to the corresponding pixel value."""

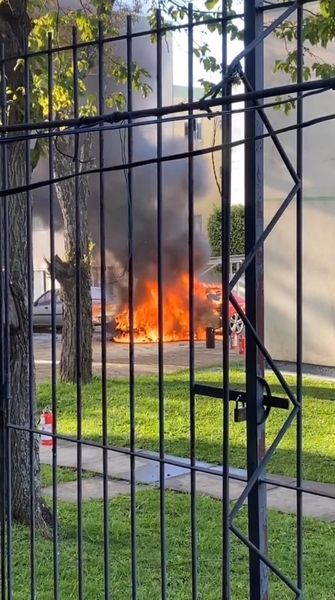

left=32, top=125, right=211, bottom=308
left=30, top=16, right=213, bottom=312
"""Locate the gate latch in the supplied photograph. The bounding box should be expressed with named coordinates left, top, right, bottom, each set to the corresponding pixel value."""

left=234, top=398, right=247, bottom=422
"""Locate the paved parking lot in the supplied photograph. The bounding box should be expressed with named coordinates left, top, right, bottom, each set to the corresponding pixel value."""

left=34, top=333, right=243, bottom=382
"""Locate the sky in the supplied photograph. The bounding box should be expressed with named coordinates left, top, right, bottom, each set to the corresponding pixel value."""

left=172, top=13, right=243, bottom=88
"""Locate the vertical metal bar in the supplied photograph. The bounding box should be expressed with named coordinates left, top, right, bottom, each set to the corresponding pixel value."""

left=0, top=43, right=6, bottom=600
left=98, top=21, right=111, bottom=600
left=47, top=32, right=59, bottom=599
left=296, top=1, right=304, bottom=593
left=187, top=5, right=197, bottom=600
left=244, top=1, right=268, bottom=599
left=72, top=26, right=84, bottom=600
left=24, top=44, right=36, bottom=600
left=0, top=387, right=4, bottom=600
left=156, top=9, right=167, bottom=600
left=126, top=16, right=137, bottom=600
left=222, top=85, right=232, bottom=600
left=1, top=44, right=12, bottom=600
left=0, top=48, right=3, bottom=399
left=220, top=2, right=231, bottom=597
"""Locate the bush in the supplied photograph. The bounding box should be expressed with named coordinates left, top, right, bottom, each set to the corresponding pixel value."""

left=207, top=204, right=245, bottom=257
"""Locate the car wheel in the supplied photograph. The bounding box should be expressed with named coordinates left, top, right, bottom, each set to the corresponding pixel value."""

left=229, top=313, right=244, bottom=335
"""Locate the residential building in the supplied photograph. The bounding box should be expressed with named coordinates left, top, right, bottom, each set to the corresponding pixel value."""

left=263, top=11, right=335, bottom=367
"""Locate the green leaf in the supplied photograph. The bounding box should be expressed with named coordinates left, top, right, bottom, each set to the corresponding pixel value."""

left=320, top=0, right=330, bottom=18
left=106, top=91, right=126, bottom=110
left=204, top=0, right=219, bottom=9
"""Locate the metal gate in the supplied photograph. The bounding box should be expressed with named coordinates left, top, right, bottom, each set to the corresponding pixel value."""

left=0, top=1, right=333, bottom=598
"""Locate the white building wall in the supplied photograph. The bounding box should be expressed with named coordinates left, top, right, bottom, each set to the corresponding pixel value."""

left=231, top=98, right=244, bottom=205
left=263, top=9, right=335, bottom=366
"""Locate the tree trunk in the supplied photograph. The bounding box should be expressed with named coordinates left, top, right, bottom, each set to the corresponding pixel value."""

left=52, top=134, right=93, bottom=384
left=8, top=149, right=52, bottom=532
left=0, top=4, right=52, bottom=531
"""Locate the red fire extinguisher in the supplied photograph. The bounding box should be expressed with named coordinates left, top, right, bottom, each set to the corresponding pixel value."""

left=239, top=336, right=246, bottom=355
left=41, top=407, right=53, bottom=447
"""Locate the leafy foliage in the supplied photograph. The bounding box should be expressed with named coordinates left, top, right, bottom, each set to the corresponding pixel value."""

left=273, top=1, right=335, bottom=108
left=152, top=1, right=335, bottom=108
left=5, top=1, right=152, bottom=169
left=147, top=0, right=243, bottom=94
left=207, top=204, right=245, bottom=257
left=9, top=0, right=334, bottom=141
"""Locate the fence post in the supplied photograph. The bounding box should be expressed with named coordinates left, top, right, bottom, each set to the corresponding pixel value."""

left=244, top=1, right=268, bottom=599
left=0, top=379, right=6, bottom=600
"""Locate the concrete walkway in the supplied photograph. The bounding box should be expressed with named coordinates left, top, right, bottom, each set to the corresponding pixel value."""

left=40, top=440, right=335, bottom=522
left=34, top=337, right=244, bottom=382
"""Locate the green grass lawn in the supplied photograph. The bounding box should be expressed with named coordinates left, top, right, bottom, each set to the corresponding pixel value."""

left=10, top=489, right=335, bottom=599
left=37, top=368, right=335, bottom=484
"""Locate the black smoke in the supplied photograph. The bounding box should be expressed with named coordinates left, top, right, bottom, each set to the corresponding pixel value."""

left=32, top=125, right=211, bottom=309
left=30, top=14, right=214, bottom=312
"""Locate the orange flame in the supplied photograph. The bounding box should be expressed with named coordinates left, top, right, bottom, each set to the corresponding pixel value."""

left=114, top=273, right=220, bottom=343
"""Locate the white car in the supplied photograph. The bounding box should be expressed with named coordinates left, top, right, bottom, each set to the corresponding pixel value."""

left=33, top=287, right=116, bottom=330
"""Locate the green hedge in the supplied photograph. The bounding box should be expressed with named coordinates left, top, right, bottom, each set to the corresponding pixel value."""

left=207, top=204, right=245, bottom=257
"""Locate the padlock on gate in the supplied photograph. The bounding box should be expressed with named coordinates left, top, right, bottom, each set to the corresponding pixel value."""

left=234, top=400, right=247, bottom=422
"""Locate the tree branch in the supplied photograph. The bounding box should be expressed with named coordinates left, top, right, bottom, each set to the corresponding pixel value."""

left=44, top=254, right=75, bottom=283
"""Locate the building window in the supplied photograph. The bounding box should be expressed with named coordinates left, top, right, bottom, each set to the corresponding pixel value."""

left=184, top=119, right=202, bottom=140
left=194, top=214, right=203, bottom=232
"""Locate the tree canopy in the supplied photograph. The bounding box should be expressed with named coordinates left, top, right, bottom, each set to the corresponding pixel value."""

left=207, top=204, right=245, bottom=257
left=14, top=2, right=151, bottom=170
left=6, top=0, right=334, bottom=137
left=154, top=1, right=335, bottom=98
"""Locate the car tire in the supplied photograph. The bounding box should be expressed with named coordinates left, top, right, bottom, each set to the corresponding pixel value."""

left=229, top=313, right=244, bottom=335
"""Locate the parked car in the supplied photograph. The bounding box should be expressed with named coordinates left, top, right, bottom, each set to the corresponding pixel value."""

left=33, top=287, right=116, bottom=330
left=205, top=284, right=245, bottom=335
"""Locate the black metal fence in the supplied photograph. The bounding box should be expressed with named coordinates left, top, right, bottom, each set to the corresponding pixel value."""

left=0, top=1, right=333, bottom=598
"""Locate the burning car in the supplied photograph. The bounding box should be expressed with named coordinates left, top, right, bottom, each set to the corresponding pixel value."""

left=112, top=275, right=244, bottom=343
left=113, top=274, right=219, bottom=343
